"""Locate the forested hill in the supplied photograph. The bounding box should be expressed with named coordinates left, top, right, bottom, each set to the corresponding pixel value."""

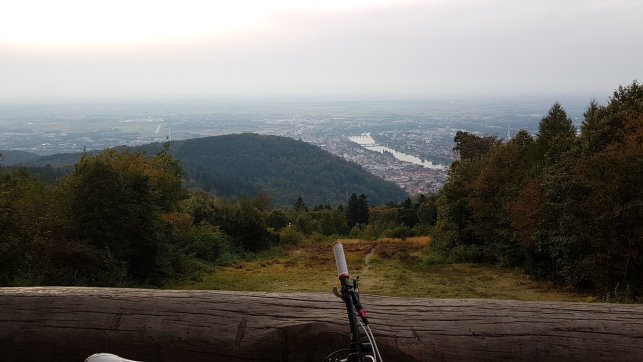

left=0, top=150, right=40, bottom=165
left=167, top=134, right=406, bottom=207
left=8, top=134, right=406, bottom=207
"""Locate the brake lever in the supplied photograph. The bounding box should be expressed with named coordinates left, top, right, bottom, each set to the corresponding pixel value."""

left=332, top=285, right=342, bottom=299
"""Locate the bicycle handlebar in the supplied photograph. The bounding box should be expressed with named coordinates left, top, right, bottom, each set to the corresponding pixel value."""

left=333, top=242, right=349, bottom=278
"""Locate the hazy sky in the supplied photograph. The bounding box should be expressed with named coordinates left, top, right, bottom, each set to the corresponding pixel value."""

left=1, top=0, right=641, bottom=101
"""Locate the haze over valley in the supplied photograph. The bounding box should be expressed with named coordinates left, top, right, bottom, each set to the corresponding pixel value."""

left=0, top=97, right=588, bottom=194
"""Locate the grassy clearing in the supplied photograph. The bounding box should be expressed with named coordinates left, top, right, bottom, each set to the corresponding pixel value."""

left=169, top=237, right=590, bottom=302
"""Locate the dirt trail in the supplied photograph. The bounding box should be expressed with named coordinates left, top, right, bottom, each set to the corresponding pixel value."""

left=360, top=247, right=376, bottom=274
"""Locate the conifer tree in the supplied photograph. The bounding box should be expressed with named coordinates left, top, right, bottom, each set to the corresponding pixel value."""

left=293, top=196, right=307, bottom=212
left=346, top=193, right=369, bottom=227
left=537, top=102, right=576, bottom=157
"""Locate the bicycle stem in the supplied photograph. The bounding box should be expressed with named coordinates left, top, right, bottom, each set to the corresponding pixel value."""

left=339, top=275, right=363, bottom=357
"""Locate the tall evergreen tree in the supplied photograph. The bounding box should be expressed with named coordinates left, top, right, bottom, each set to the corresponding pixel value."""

left=357, top=194, right=370, bottom=226
left=346, top=194, right=359, bottom=228
left=346, top=193, right=369, bottom=227
left=293, top=196, right=307, bottom=212
left=537, top=103, right=576, bottom=157
left=397, top=197, right=419, bottom=228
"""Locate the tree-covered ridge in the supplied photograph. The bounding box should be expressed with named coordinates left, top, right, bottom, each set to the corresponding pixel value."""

left=7, top=134, right=407, bottom=208
left=432, top=82, right=643, bottom=299
left=0, top=150, right=40, bottom=165
left=170, top=134, right=406, bottom=207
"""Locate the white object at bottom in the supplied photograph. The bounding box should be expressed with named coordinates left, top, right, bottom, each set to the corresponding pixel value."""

left=85, top=353, right=141, bottom=362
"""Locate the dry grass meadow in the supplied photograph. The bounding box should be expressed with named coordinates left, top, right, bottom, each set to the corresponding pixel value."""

left=171, top=237, right=590, bottom=302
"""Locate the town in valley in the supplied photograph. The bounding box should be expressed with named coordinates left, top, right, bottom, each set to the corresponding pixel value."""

left=0, top=98, right=587, bottom=196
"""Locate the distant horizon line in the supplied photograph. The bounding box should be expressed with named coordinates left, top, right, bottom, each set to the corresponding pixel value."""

left=0, top=92, right=609, bottom=106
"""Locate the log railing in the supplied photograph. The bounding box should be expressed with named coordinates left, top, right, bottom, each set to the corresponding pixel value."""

left=1, top=287, right=642, bottom=361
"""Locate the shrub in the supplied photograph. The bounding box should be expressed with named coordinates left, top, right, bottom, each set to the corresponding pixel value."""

left=384, top=225, right=412, bottom=240
left=449, top=245, right=483, bottom=262
left=179, top=225, right=234, bottom=263
left=279, top=226, right=305, bottom=246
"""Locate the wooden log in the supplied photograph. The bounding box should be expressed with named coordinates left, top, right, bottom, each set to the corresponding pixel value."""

left=0, top=287, right=642, bottom=361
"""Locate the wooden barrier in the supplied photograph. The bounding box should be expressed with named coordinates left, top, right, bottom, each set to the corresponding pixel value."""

left=1, top=287, right=642, bottom=361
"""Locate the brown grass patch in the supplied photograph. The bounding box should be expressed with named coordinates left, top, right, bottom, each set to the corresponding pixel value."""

left=171, top=237, right=590, bottom=302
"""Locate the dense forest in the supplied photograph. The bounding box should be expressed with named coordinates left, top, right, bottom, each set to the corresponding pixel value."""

left=1, top=134, right=406, bottom=208
left=432, top=82, right=643, bottom=298
left=0, top=142, right=429, bottom=286
left=167, top=134, right=406, bottom=207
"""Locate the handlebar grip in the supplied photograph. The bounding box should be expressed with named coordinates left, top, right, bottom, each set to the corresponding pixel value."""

left=333, top=242, right=349, bottom=277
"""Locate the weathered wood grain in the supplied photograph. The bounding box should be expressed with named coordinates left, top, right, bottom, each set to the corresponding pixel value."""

left=0, top=287, right=642, bottom=361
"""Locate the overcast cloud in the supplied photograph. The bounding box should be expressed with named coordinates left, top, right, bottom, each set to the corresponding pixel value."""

left=1, top=0, right=641, bottom=101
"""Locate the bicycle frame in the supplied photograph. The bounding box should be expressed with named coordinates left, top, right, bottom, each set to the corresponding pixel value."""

left=328, top=242, right=381, bottom=362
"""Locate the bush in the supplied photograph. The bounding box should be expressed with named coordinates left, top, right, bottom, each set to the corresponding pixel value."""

left=360, top=222, right=388, bottom=240
left=348, top=225, right=365, bottom=239
left=449, top=245, right=483, bottom=262
left=179, top=225, right=234, bottom=263
left=384, top=225, right=412, bottom=240
left=412, top=224, right=433, bottom=236
left=308, top=231, right=329, bottom=244
left=423, top=251, right=450, bottom=265
left=279, top=226, right=305, bottom=246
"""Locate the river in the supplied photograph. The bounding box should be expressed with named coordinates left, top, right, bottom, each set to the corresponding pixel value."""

left=349, top=133, right=448, bottom=170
